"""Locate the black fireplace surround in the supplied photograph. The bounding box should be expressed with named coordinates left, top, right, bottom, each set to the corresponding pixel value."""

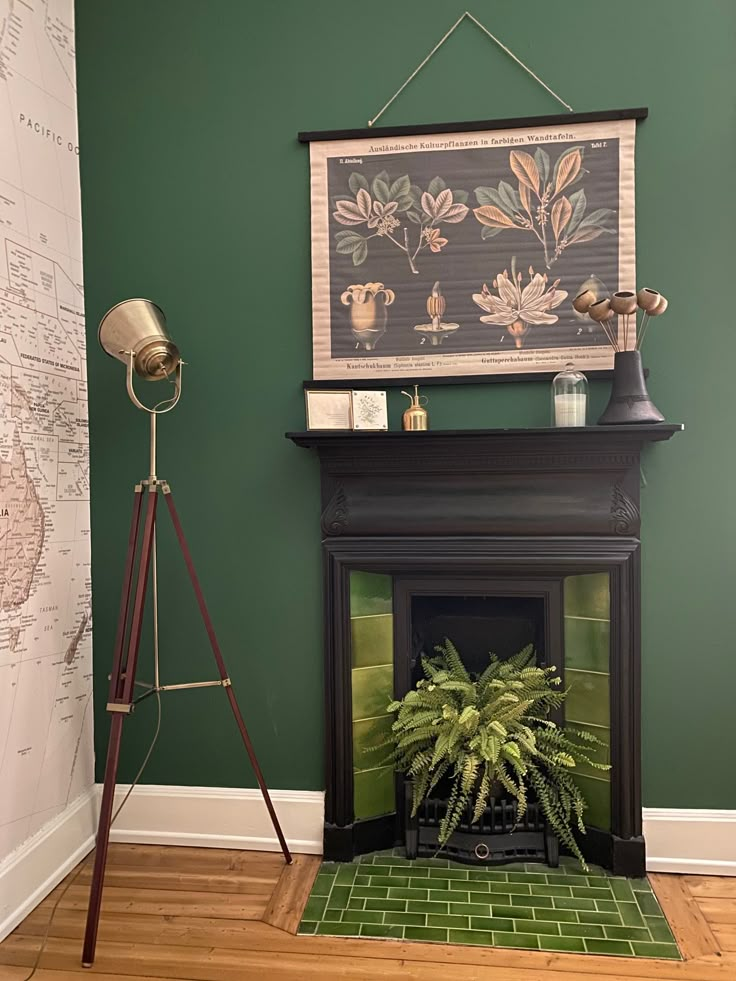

left=288, top=425, right=681, bottom=877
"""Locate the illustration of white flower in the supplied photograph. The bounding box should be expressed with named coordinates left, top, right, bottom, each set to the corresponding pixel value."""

left=472, top=264, right=568, bottom=348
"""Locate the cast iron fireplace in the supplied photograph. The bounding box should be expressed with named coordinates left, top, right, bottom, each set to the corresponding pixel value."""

left=288, top=425, right=680, bottom=876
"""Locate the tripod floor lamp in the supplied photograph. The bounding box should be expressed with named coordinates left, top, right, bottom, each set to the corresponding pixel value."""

left=82, top=299, right=291, bottom=968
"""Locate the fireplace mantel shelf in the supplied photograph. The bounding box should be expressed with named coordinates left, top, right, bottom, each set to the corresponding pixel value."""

left=287, top=424, right=682, bottom=449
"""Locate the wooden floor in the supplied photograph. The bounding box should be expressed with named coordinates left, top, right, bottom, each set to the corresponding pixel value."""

left=1, top=845, right=735, bottom=980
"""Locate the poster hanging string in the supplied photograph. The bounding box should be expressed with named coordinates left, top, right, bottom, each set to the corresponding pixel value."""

left=368, top=10, right=574, bottom=127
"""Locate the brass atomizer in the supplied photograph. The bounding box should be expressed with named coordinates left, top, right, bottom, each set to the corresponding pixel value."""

left=401, top=384, right=429, bottom=431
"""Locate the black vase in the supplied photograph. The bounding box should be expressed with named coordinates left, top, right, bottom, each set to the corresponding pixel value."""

left=598, top=350, right=664, bottom=425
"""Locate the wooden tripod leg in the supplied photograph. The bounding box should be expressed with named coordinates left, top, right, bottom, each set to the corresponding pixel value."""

left=161, top=485, right=292, bottom=864
left=82, top=487, right=158, bottom=967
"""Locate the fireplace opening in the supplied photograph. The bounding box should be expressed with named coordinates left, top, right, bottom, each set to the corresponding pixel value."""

left=409, top=593, right=546, bottom=683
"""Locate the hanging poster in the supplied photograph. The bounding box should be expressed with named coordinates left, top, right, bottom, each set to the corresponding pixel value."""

left=304, top=112, right=642, bottom=381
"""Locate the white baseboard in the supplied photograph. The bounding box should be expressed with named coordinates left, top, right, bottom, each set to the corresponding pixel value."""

left=643, top=807, right=736, bottom=875
left=107, top=784, right=325, bottom=855
left=0, top=788, right=97, bottom=942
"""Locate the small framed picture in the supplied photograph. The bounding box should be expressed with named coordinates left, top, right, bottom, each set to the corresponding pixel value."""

left=352, top=390, right=388, bottom=431
left=304, top=389, right=353, bottom=430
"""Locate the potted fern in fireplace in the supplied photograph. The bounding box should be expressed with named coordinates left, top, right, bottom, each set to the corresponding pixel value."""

left=381, top=641, right=608, bottom=869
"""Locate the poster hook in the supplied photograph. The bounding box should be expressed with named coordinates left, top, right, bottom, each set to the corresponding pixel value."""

left=367, top=10, right=574, bottom=128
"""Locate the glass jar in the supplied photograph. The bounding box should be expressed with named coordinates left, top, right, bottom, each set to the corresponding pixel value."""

left=551, top=363, right=588, bottom=427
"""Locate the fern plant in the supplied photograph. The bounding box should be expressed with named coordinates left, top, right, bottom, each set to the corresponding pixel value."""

left=382, top=640, right=609, bottom=868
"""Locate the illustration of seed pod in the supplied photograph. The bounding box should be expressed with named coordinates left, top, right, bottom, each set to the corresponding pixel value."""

left=572, top=275, right=607, bottom=320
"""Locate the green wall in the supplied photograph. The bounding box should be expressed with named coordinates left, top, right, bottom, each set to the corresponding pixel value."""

left=75, top=0, right=736, bottom=805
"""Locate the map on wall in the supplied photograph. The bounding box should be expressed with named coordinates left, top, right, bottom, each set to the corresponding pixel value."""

left=307, top=116, right=638, bottom=380
left=0, top=0, right=93, bottom=858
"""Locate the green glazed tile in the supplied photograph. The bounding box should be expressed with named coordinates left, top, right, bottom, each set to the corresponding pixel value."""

left=402, top=867, right=430, bottom=877
left=347, top=898, right=365, bottom=910
left=352, top=885, right=388, bottom=899
left=311, top=873, right=336, bottom=897
left=351, top=665, right=393, bottom=721
left=342, top=909, right=383, bottom=924
left=573, top=774, right=611, bottom=831
left=553, top=896, right=596, bottom=912
left=564, top=616, right=610, bottom=674
left=361, top=923, right=405, bottom=938
left=354, top=874, right=371, bottom=886
left=448, top=929, right=493, bottom=946
left=569, top=885, right=612, bottom=900
left=496, top=882, right=531, bottom=895
left=427, top=867, right=469, bottom=880
left=619, top=902, right=646, bottom=928
left=533, top=907, right=579, bottom=923
left=413, top=858, right=451, bottom=868
left=605, top=925, right=651, bottom=941
left=467, top=890, right=497, bottom=905
left=559, top=922, right=605, bottom=938
left=635, top=891, right=663, bottom=917
left=455, top=878, right=486, bottom=891
left=353, top=766, right=395, bottom=820
left=404, top=926, right=448, bottom=942
left=326, top=885, right=352, bottom=908
left=547, top=874, right=590, bottom=887
left=387, top=887, right=428, bottom=900
left=384, top=911, right=426, bottom=926
left=427, top=878, right=452, bottom=891
left=534, top=884, right=572, bottom=898
left=512, top=918, right=562, bottom=936
left=584, top=911, right=623, bottom=926
left=430, top=889, right=460, bottom=903
left=584, top=938, right=634, bottom=956
left=508, top=872, right=548, bottom=884
left=466, top=917, right=515, bottom=932
left=350, top=571, right=393, bottom=617
left=595, top=900, right=619, bottom=913
left=370, top=875, right=408, bottom=888
left=426, top=913, right=470, bottom=928
left=539, top=935, right=586, bottom=953
left=364, top=898, right=407, bottom=912
left=351, top=613, right=393, bottom=669
left=645, top=916, right=677, bottom=943
left=631, top=878, right=651, bottom=892
left=322, top=908, right=344, bottom=922
left=631, top=942, right=681, bottom=959
left=298, top=921, right=317, bottom=935
left=510, top=894, right=554, bottom=908
left=609, top=877, right=635, bottom=903
left=493, top=931, right=540, bottom=950
left=489, top=904, right=520, bottom=919
left=316, top=921, right=358, bottom=936
left=564, top=573, right=610, bottom=620
left=334, top=864, right=358, bottom=885
left=469, top=869, right=508, bottom=882
left=303, top=896, right=328, bottom=920
left=451, top=902, right=495, bottom=916
left=408, top=900, right=448, bottom=914
left=352, top=715, right=393, bottom=771
left=565, top=669, right=610, bottom=728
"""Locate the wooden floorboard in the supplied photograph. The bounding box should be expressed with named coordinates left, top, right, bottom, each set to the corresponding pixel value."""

left=2, top=845, right=735, bottom=980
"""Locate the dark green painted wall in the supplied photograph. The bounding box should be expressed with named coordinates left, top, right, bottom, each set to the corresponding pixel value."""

left=75, top=0, right=736, bottom=805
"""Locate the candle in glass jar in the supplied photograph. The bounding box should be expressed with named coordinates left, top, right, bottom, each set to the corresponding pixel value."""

left=554, top=392, right=587, bottom=427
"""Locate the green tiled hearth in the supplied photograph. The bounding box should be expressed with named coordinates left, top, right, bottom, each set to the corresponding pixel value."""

left=299, top=851, right=680, bottom=960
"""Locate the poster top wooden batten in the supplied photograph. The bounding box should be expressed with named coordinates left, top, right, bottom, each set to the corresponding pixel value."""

left=298, top=107, right=648, bottom=144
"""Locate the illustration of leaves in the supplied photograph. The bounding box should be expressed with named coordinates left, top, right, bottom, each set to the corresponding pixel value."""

left=406, top=211, right=423, bottom=224
left=441, top=203, right=469, bottom=223
left=481, top=225, right=503, bottom=239
left=389, top=175, right=410, bottom=199
left=409, top=184, right=423, bottom=204
left=333, top=189, right=371, bottom=225
left=578, top=207, right=615, bottom=229
left=372, top=177, right=390, bottom=204
left=421, top=191, right=437, bottom=218
left=498, top=181, right=522, bottom=215
left=566, top=188, right=587, bottom=234
left=452, top=189, right=469, bottom=204
left=393, top=194, right=414, bottom=212
left=553, top=146, right=584, bottom=196
left=473, top=205, right=516, bottom=228
left=509, top=150, right=540, bottom=195
left=551, top=196, right=572, bottom=239
left=474, top=186, right=512, bottom=214
left=428, top=176, right=446, bottom=197
left=335, top=231, right=367, bottom=254
left=569, top=226, right=605, bottom=245
left=434, top=188, right=453, bottom=215
left=375, top=169, right=389, bottom=185
left=352, top=240, right=369, bottom=265
left=519, top=182, right=532, bottom=215
left=534, top=147, right=550, bottom=185
left=348, top=173, right=369, bottom=195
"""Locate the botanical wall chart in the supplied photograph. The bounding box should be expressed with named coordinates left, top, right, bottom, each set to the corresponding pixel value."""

left=307, top=117, right=637, bottom=380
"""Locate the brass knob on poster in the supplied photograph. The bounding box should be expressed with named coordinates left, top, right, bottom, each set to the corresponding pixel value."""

left=401, top=385, right=429, bottom=431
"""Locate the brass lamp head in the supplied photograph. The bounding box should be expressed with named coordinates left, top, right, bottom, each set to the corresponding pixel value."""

left=98, top=298, right=180, bottom=380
